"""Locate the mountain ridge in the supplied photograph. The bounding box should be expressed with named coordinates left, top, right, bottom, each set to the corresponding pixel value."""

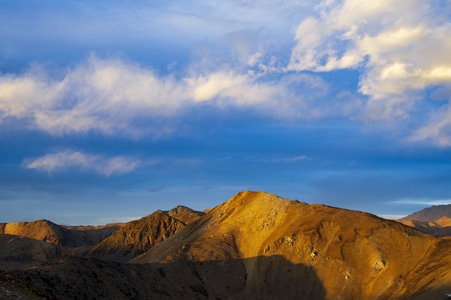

left=1, top=190, right=451, bottom=299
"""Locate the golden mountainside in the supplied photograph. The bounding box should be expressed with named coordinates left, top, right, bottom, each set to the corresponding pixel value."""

left=133, top=191, right=451, bottom=299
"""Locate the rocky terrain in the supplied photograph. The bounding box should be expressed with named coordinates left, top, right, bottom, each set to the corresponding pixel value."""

left=1, top=191, right=451, bottom=299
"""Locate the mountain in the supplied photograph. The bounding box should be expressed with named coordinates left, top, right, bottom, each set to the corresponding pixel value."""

left=86, top=211, right=186, bottom=262
left=86, top=206, right=204, bottom=262
left=399, top=205, right=451, bottom=237
left=131, top=191, right=451, bottom=299
left=0, top=219, right=121, bottom=247
left=1, top=191, right=451, bottom=299
left=401, top=204, right=451, bottom=222
left=0, top=219, right=70, bottom=246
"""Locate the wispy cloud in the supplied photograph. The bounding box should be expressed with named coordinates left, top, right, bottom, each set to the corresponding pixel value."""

left=410, top=105, right=451, bottom=147
left=393, top=199, right=451, bottom=206
left=247, top=155, right=308, bottom=164
left=272, top=155, right=307, bottom=163
left=25, top=149, right=141, bottom=176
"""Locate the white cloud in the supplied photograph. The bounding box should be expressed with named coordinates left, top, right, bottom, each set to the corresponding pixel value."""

left=289, top=1, right=451, bottom=101
left=0, top=56, right=189, bottom=136
left=288, top=0, right=451, bottom=144
left=25, top=149, right=141, bottom=176
left=1, top=55, right=336, bottom=137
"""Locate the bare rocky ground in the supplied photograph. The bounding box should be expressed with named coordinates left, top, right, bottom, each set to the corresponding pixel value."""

left=1, top=191, right=451, bottom=299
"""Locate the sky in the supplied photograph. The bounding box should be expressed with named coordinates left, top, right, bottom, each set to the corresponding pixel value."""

left=1, top=0, right=451, bottom=225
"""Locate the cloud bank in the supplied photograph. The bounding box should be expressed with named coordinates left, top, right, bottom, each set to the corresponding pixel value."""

left=0, top=55, right=331, bottom=137
left=1, top=0, right=451, bottom=146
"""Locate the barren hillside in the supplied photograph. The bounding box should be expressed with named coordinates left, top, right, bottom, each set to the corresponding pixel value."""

left=133, top=191, right=451, bottom=299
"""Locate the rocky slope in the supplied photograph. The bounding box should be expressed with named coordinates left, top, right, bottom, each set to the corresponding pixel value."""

left=1, top=191, right=451, bottom=299
left=86, top=206, right=204, bottom=262
left=86, top=211, right=186, bottom=262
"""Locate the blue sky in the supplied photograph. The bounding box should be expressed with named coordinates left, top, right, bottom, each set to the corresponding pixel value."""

left=1, top=0, right=451, bottom=225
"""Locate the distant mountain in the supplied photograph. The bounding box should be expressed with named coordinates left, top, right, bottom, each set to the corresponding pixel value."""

left=1, top=191, right=451, bottom=299
left=399, top=205, right=451, bottom=237
left=401, top=204, right=451, bottom=222
left=0, top=219, right=121, bottom=247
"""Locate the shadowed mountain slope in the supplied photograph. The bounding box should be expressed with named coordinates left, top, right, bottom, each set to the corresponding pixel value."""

left=0, top=255, right=325, bottom=300
left=0, top=234, right=59, bottom=270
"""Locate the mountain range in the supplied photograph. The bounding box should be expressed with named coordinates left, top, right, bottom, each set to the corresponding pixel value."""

left=1, top=191, right=451, bottom=299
